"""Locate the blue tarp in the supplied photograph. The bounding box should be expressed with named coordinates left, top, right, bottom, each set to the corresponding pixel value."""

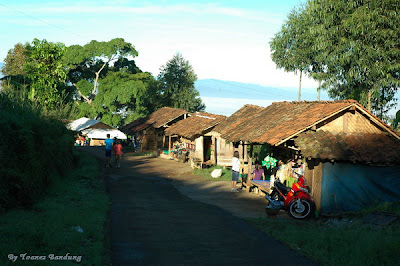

left=321, top=163, right=400, bottom=213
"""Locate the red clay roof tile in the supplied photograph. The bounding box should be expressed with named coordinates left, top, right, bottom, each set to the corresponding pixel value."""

left=295, top=130, right=400, bottom=163
left=165, top=112, right=226, bottom=139
left=120, top=107, right=187, bottom=134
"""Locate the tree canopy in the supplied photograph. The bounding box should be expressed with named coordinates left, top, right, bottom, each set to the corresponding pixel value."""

left=63, top=38, right=139, bottom=104
left=157, top=53, right=205, bottom=112
left=270, top=0, right=400, bottom=119
left=1, top=39, right=206, bottom=126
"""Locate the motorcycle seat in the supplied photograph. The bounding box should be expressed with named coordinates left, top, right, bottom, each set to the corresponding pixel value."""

left=275, top=181, right=291, bottom=193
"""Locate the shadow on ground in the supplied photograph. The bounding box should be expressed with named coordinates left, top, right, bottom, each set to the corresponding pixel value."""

left=79, top=146, right=315, bottom=265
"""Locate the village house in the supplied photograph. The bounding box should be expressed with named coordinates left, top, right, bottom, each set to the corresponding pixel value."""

left=213, top=104, right=265, bottom=169
left=218, top=100, right=400, bottom=214
left=164, top=112, right=226, bottom=167
left=120, top=107, right=188, bottom=151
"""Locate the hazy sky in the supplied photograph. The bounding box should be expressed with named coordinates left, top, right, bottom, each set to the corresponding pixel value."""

left=0, top=0, right=319, bottom=90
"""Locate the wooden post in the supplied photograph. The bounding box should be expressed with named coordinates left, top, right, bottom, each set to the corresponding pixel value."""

left=246, top=143, right=253, bottom=192
left=168, top=135, right=171, bottom=157
left=311, top=160, right=323, bottom=212
left=212, top=136, right=217, bottom=165
left=162, top=134, right=166, bottom=149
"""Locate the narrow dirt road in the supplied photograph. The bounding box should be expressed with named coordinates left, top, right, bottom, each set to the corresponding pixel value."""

left=80, top=147, right=314, bottom=265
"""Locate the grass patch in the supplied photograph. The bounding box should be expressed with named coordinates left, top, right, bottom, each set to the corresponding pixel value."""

left=248, top=207, right=400, bottom=265
left=0, top=151, right=110, bottom=265
left=192, top=166, right=233, bottom=181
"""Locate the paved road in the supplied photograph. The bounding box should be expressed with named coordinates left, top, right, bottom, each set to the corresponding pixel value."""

left=81, top=147, right=315, bottom=265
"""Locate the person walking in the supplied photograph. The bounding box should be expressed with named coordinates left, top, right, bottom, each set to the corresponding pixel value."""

left=231, top=151, right=241, bottom=192
left=104, top=134, right=114, bottom=167
left=113, top=139, right=123, bottom=168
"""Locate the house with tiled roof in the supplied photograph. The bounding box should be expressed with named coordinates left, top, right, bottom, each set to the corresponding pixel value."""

left=220, top=100, right=400, bottom=213
left=164, top=112, right=226, bottom=165
left=120, top=107, right=189, bottom=151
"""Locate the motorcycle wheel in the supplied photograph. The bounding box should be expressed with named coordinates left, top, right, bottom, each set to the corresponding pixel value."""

left=288, top=199, right=314, bottom=219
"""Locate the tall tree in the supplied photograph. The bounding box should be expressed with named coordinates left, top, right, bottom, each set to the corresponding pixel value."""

left=84, top=71, right=159, bottom=127
left=24, top=39, right=67, bottom=108
left=271, top=0, right=400, bottom=117
left=63, top=38, right=138, bottom=104
left=0, top=43, right=30, bottom=96
left=157, top=53, right=205, bottom=112
left=1, top=43, right=28, bottom=76
left=270, top=7, right=313, bottom=101
left=308, top=0, right=400, bottom=115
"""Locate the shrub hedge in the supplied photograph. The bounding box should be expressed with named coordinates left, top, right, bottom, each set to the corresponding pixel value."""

left=0, top=94, right=75, bottom=212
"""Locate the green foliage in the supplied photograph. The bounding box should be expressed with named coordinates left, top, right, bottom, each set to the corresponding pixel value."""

left=1, top=42, right=28, bottom=76
left=85, top=71, right=158, bottom=127
left=158, top=53, right=205, bottom=112
left=391, top=110, right=400, bottom=131
left=271, top=0, right=400, bottom=118
left=0, top=151, right=110, bottom=265
left=0, top=94, right=75, bottom=212
left=63, top=38, right=139, bottom=103
left=25, top=39, right=67, bottom=108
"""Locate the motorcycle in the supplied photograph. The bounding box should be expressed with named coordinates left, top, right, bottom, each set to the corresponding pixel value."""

left=265, top=172, right=315, bottom=219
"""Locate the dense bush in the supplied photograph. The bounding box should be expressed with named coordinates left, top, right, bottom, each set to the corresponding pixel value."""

left=0, top=94, right=75, bottom=212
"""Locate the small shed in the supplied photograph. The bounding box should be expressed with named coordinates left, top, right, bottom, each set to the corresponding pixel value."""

left=220, top=100, right=400, bottom=213
left=120, top=107, right=188, bottom=151
left=164, top=112, right=226, bottom=166
left=67, top=117, right=126, bottom=146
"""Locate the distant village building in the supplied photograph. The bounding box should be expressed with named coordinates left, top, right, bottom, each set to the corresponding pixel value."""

left=67, top=117, right=126, bottom=146
left=164, top=112, right=226, bottom=167
left=120, top=107, right=188, bottom=151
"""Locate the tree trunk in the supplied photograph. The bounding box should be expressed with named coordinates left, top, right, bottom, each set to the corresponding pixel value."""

left=92, top=62, right=108, bottom=95
left=367, top=90, right=372, bottom=112
left=298, top=70, right=302, bottom=101
left=317, top=80, right=321, bottom=101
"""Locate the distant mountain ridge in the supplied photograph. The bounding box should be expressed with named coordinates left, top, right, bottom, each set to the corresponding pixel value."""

left=195, top=79, right=329, bottom=102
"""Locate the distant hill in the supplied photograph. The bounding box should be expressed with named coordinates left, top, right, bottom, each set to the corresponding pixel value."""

left=195, top=79, right=329, bottom=102
left=195, top=79, right=399, bottom=117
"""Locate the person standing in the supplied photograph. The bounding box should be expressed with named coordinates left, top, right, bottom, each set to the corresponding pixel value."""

left=252, top=164, right=265, bottom=181
left=104, top=134, right=114, bottom=167
left=231, top=151, right=241, bottom=192
left=113, top=139, right=123, bottom=168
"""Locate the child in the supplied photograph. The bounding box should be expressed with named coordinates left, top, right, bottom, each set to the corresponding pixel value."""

left=112, top=139, right=123, bottom=168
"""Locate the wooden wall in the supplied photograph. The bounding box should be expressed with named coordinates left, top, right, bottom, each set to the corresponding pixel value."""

left=319, top=109, right=383, bottom=134
left=205, top=131, right=234, bottom=166
left=305, top=158, right=323, bottom=212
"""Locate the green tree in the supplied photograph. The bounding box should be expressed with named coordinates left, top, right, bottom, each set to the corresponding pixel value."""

left=78, top=71, right=159, bottom=127
left=308, top=0, right=399, bottom=115
left=392, top=110, right=400, bottom=131
left=271, top=0, right=400, bottom=118
left=1, top=43, right=30, bottom=96
left=1, top=43, right=28, bottom=76
left=270, top=6, right=314, bottom=101
left=157, top=53, right=205, bottom=112
left=63, top=38, right=138, bottom=104
left=24, top=39, right=67, bottom=108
